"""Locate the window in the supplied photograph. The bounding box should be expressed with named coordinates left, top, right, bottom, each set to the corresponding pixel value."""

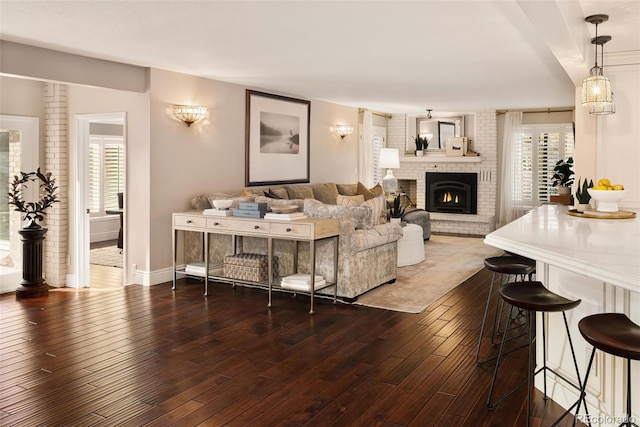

left=515, top=124, right=574, bottom=207
left=89, top=136, right=124, bottom=217
left=372, top=133, right=385, bottom=185
left=0, top=132, right=9, bottom=245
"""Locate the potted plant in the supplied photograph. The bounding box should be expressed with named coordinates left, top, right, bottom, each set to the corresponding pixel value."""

left=551, top=157, right=575, bottom=195
left=389, top=194, right=405, bottom=224
left=413, top=135, right=430, bottom=156
left=574, top=178, right=593, bottom=212
left=7, top=168, right=59, bottom=298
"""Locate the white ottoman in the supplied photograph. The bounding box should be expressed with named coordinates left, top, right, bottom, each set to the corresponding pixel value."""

left=397, top=223, right=426, bottom=267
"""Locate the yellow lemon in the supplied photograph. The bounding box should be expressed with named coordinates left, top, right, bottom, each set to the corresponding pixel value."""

left=592, top=185, right=607, bottom=190
left=613, top=184, right=624, bottom=190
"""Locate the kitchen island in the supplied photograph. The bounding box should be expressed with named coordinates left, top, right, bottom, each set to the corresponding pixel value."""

left=485, top=205, right=639, bottom=425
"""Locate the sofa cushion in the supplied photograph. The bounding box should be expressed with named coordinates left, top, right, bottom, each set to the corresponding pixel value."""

left=191, top=192, right=254, bottom=210
left=304, top=198, right=372, bottom=230
left=240, top=188, right=264, bottom=197
left=311, top=183, right=339, bottom=204
left=336, top=194, right=365, bottom=206
left=337, top=183, right=358, bottom=196
left=286, top=185, right=314, bottom=200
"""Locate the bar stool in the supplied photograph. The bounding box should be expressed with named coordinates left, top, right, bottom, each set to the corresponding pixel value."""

left=577, top=313, right=640, bottom=427
left=475, top=255, right=536, bottom=365
left=488, top=281, right=585, bottom=427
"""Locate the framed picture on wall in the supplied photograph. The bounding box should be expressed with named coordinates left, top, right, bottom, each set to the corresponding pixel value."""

left=245, top=90, right=311, bottom=186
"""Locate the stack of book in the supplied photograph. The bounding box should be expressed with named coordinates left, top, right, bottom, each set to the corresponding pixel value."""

left=263, top=212, right=306, bottom=221
left=280, top=274, right=326, bottom=291
left=203, top=208, right=232, bottom=216
left=232, top=202, right=267, bottom=218
left=184, top=261, right=223, bottom=276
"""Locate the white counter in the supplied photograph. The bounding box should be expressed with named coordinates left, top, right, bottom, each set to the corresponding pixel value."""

left=484, top=205, right=639, bottom=425
left=485, top=205, right=640, bottom=292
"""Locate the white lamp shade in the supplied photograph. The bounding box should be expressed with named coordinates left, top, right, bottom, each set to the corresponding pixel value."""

left=379, top=148, right=400, bottom=169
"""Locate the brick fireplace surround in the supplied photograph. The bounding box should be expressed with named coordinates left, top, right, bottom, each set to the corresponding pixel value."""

left=387, top=111, right=497, bottom=236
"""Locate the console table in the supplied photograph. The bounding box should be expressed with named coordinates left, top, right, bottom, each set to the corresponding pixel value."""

left=172, top=212, right=340, bottom=313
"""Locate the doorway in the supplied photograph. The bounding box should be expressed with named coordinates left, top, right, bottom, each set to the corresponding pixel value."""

left=75, top=113, right=126, bottom=288
left=0, top=115, right=39, bottom=294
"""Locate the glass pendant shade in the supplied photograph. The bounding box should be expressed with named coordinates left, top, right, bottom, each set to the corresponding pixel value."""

left=589, top=93, right=616, bottom=115
left=581, top=67, right=612, bottom=106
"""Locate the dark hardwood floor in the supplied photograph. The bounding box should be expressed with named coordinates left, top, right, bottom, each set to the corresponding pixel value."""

left=0, top=268, right=584, bottom=426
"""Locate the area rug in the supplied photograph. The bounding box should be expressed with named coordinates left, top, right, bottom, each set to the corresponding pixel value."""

left=355, top=234, right=504, bottom=313
left=90, top=246, right=123, bottom=268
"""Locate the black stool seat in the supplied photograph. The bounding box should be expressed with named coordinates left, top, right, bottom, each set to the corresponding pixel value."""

left=576, top=313, right=640, bottom=427
left=500, top=281, right=581, bottom=313
left=489, top=280, right=584, bottom=427
left=579, top=313, right=640, bottom=360
left=484, top=256, right=536, bottom=275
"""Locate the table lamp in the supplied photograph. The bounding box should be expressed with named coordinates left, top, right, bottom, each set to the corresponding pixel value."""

left=379, top=148, right=400, bottom=195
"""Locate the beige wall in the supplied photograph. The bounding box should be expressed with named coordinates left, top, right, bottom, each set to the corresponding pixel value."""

left=67, top=85, right=150, bottom=283
left=147, top=69, right=359, bottom=274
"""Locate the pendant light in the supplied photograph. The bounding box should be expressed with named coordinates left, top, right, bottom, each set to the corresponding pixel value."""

left=589, top=35, right=615, bottom=115
left=581, top=15, right=613, bottom=107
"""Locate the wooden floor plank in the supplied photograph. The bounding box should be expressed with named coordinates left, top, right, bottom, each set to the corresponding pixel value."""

left=0, top=266, right=585, bottom=426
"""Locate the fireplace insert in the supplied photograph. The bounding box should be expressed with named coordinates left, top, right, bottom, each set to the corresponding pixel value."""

left=426, top=172, right=477, bottom=214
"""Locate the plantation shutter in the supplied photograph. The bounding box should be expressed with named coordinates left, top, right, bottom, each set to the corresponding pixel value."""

left=513, top=124, right=574, bottom=208
left=373, top=134, right=385, bottom=185
left=88, top=136, right=124, bottom=216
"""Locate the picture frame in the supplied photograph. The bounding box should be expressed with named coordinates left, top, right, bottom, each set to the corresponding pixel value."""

left=245, top=90, right=310, bottom=186
left=438, top=121, right=456, bottom=149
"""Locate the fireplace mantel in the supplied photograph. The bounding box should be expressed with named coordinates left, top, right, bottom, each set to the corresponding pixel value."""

left=400, top=156, right=481, bottom=163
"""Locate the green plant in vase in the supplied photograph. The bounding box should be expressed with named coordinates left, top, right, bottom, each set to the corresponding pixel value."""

left=389, top=194, right=405, bottom=223
left=575, top=178, right=593, bottom=212
left=413, top=135, right=430, bottom=156
left=551, top=157, right=575, bottom=195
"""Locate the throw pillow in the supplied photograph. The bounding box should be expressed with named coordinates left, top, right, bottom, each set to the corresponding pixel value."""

left=269, top=187, right=289, bottom=199
left=356, top=182, right=377, bottom=200
left=286, top=185, right=314, bottom=200
left=311, top=183, right=339, bottom=204
left=369, top=183, right=384, bottom=197
left=263, top=189, right=282, bottom=199
left=362, top=194, right=387, bottom=225
left=337, top=183, right=358, bottom=196
left=336, top=194, right=365, bottom=206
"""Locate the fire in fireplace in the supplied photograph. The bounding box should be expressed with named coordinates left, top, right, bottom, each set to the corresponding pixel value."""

left=426, top=172, right=477, bottom=214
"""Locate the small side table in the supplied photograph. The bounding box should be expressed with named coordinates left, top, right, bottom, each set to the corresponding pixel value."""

left=397, top=223, right=425, bottom=267
left=105, top=209, right=123, bottom=249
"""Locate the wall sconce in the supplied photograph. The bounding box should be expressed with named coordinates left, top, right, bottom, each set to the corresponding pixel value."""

left=581, top=15, right=613, bottom=109
left=173, top=105, right=207, bottom=127
left=335, top=124, right=354, bottom=139
left=379, top=148, right=400, bottom=195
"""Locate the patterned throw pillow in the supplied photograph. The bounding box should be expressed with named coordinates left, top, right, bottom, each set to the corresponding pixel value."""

left=336, top=194, right=365, bottom=206
left=362, top=194, right=387, bottom=225
left=337, top=194, right=385, bottom=225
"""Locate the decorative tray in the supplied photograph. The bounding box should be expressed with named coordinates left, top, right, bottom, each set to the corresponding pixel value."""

left=270, top=205, right=299, bottom=214
left=567, top=209, right=636, bottom=219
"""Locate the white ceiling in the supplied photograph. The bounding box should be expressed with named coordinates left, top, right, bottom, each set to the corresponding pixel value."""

left=0, top=1, right=638, bottom=114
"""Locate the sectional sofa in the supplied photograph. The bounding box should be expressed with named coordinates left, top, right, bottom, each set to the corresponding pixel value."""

left=184, top=182, right=406, bottom=300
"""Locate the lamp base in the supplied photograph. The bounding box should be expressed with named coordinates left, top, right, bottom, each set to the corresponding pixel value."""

left=382, top=170, right=398, bottom=195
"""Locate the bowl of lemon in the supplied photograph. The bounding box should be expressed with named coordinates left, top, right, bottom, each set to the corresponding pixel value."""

left=587, top=178, right=626, bottom=212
